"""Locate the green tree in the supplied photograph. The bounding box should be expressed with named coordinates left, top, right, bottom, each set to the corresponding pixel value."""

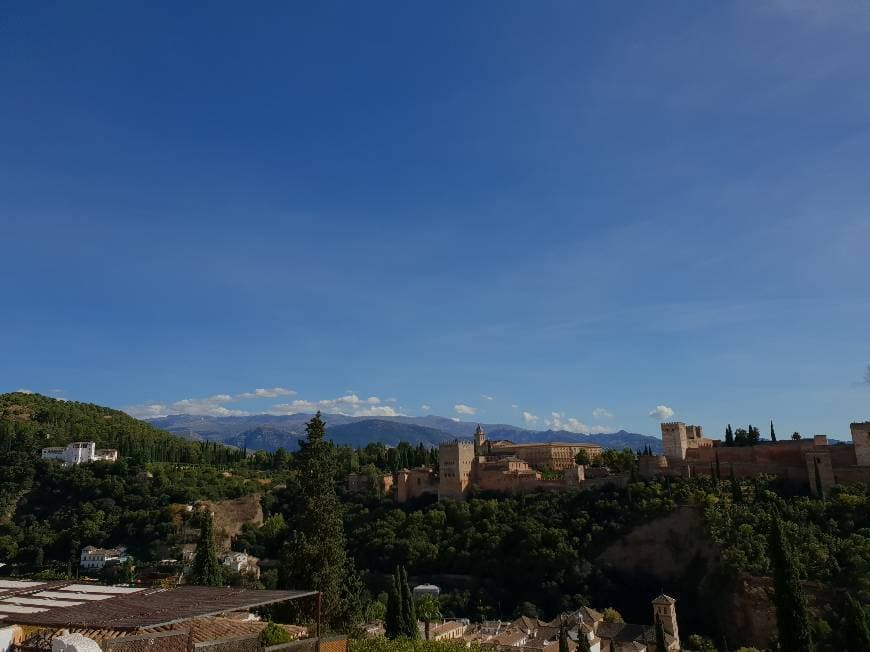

left=602, top=608, right=623, bottom=623
left=188, top=511, right=223, bottom=586
left=385, top=572, right=402, bottom=639
left=768, top=515, right=814, bottom=652
left=259, top=621, right=292, bottom=646
left=578, top=625, right=592, bottom=652
left=280, top=412, right=358, bottom=629
left=574, top=449, right=590, bottom=466
left=844, top=592, right=870, bottom=651
left=770, top=420, right=777, bottom=442
left=558, top=618, right=569, bottom=652
left=400, top=566, right=419, bottom=639
left=725, top=424, right=734, bottom=446
left=654, top=614, right=666, bottom=652
left=417, top=594, right=442, bottom=641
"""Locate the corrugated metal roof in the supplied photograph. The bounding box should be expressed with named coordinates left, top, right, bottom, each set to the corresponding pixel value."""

left=9, top=586, right=316, bottom=629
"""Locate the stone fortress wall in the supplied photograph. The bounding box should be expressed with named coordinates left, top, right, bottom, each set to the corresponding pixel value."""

left=641, top=420, right=870, bottom=495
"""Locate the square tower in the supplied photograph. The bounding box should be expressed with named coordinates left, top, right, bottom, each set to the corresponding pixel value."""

left=652, top=594, right=679, bottom=649
left=851, top=422, right=870, bottom=466
left=661, top=422, right=688, bottom=460
left=439, top=440, right=475, bottom=499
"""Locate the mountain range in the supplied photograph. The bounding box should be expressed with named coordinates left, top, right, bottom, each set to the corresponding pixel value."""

left=146, top=413, right=663, bottom=453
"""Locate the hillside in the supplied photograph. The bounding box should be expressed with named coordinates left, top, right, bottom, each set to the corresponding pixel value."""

left=148, top=413, right=663, bottom=453
left=0, top=392, right=200, bottom=458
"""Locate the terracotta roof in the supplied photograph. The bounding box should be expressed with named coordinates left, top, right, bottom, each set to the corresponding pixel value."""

left=42, top=618, right=307, bottom=645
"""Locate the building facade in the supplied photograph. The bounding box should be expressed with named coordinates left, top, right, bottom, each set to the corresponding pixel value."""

left=42, top=442, right=119, bottom=465
left=642, top=420, right=870, bottom=496
left=80, top=546, right=128, bottom=570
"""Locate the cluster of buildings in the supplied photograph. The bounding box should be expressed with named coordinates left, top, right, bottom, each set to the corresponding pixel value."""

left=422, top=594, right=680, bottom=652
left=348, top=426, right=611, bottom=503
left=41, top=442, right=118, bottom=466
left=641, top=420, right=870, bottom=495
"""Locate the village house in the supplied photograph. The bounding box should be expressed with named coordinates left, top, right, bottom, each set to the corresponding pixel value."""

left=80, top=546, right=128, bottom=570
left=41, top=442, right=118, bottom=466
left=220, top=551, right=260, bottom=579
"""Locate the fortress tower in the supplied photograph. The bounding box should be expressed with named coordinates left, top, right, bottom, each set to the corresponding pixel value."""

left=439, top=440, right=475, bottom=499
left=661, top=422, right=688, bottom=460
left=652, top=594, right=679, bottom=649
left=851, top=422, right=870, bottom=466
left=474, top=424, right=487, bottom=455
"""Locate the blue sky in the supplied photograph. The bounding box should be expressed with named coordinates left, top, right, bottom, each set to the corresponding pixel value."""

left=2, top=1, right=869, bottom=438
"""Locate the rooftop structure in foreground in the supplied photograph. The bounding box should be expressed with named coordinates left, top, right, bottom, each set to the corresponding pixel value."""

left=0, top=580, right=316, bottom=629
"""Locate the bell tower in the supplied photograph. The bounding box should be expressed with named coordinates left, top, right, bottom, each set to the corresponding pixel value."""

left=652, top=594, right=679, bottom=649
left=474, top=424, right=487, bottom=455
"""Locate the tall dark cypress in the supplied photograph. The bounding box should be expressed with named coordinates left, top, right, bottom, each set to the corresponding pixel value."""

left=654, top=614, right=667, bottom=652
left=768, top=515, right=814, bottom=652
left=189, top=511, right=223, bottom=586
left=558, top=618, right=569, bottom=652
left=384, top=571, right=402, bottom=639
left=770, top=420, right=777, bottom=442
left=844, top=592, right=870, bottom=650
left=725, top=424, right=734, bottom=447
left=400, top=566, right=418, bottom=639
left=280, top=413, right=356, bottom=628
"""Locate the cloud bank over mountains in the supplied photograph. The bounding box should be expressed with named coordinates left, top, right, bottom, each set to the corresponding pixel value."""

left=120, top=387, right=671, bottom=435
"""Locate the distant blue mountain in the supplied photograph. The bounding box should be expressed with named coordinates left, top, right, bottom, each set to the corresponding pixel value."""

left=146, top=413, right=662, bottom=453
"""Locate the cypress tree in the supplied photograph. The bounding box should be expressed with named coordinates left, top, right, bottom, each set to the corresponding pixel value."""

left=725, top=424, right=734, bottom=447
left=770, top=420, right=777, bottom=442
left=844, top=592, right=870, bottom=651
left=558, top=618, right=569, bottom=652
left=654, top=614, right=667, bottom=652
left=768, top=514, right=814, bottom=652
left=189, top=511, right=223, bottom=586
left=384, top=572, right=402, bottom=639
left=400, top=566, right=418, bottom=638
left=280, top=412, right=357, bottom=629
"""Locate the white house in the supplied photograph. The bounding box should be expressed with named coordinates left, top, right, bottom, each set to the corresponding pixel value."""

left=80, top=546, right=128, bottom=570
left=221, top=551, right=260, bottom=578
left=42, top=442, right=118, bottom=466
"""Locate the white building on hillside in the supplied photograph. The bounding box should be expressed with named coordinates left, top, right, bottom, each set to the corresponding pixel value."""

left=221, top=551, right=260, bottom=578
left=41, top=442, right=118, bottom=465
left=80, top=545, right=128, bottom=570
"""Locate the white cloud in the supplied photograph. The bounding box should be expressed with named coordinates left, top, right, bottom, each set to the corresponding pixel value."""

left=421, top=404, right=432, bottom=412
left=451, top=417, right=460, bottom=422
left=236, top=387, right=296, bottom=399
left=269, top=393, right=403, bottom=418
left=480, top=394, right=494, bottom=401
left=522, top=411, right=539, bottom=425
left=592, top=408, right=613, bottom=419
left=16, top=388, right=34, bottom=394
left=543, top=411, right=610, bottom=434
left=864, top=364, right=870, bottom=385
left=511, top=404, right=519, bottom=409
left=49, top=388, right=65, bottom=395
left=648, top=405, right=675, bottom=421
left=454, top=404, right=477, bottom=416
left=125, top=394, right=251, bottom=419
